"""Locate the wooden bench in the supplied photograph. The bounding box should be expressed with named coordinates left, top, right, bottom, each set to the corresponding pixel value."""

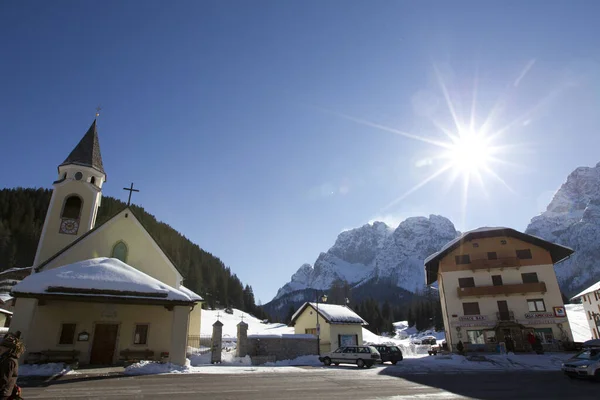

left=119, top=349, right=155, bottom=365
left=39, top=350, right=80, bottom=365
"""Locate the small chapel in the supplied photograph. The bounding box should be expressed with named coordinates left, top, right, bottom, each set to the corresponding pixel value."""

left=9, top=119, right=202, bottom=366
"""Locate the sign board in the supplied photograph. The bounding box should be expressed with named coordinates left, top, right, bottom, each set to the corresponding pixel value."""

left=524, top=312, right=554, bottom=319
left=459, top=315, right=488, bottom=321
left=518, top=318, right=568, bottom=325
left=452, top=320, right=496, bottom=328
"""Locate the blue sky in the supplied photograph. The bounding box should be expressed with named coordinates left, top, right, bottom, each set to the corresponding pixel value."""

left=2, top=1, right=600, bottom=303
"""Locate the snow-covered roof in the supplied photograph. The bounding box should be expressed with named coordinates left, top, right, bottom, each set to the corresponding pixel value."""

left=290, top=302, right=367, bottom=325
left=178, top=285, right=203, bottom=301
left=0, top=267, right=32, bottom=277
left=0, top=308, right=13, bottom=316
left=424, top=227, right=574, bottom=285
left=571, top=280, right=600, bottom=300
left=12, top=258, right=199, bottom=304
left=0, top=293, right=13, bottom=303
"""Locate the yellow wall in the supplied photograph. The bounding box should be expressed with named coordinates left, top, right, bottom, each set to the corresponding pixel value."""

left=188, top=305, right=201, bottom=336
left=581, top=291, right=600, bottom=339
left=437, top=235, right=572, bottom=348
left=41, top=210, right=182, bottom=288
left=293, top=304, right=363, bottom=353
left=24, top=300, right=177, bottom=365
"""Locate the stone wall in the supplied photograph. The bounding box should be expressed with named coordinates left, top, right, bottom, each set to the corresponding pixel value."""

left=247, top=334, right=317, bottom=365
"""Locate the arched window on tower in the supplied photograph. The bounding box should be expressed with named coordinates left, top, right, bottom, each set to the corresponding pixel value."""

left=112, top=241, right=128, bottom=263
left=90, top=176, right=96, bottom=185
left=62, top=196, right=82, bottom=219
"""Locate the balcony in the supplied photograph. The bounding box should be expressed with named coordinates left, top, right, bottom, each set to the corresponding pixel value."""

left=468, top=257, right=521, bottom=272
left=496, top=311, right=515, bottom=321
left=457, top=281, right=547, bottom=298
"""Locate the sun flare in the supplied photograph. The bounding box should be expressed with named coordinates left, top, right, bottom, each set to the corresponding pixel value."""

left=446, top=129, right=493, bottom=176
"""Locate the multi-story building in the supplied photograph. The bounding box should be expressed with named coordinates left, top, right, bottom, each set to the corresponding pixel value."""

left=425, top=227, right=574, bottom=352
left=571, top=281, right=600, bottom=340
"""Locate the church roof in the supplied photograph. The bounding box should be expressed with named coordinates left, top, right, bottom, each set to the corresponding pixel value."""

left=59, top=120, right=105, bottom=176
left=290, top=302, right=367, bottom=326
left=12, top=258, right=199, bottom=305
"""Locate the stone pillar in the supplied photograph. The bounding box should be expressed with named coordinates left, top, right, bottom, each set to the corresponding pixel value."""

left=169, top=305, right=190, bottom=365
left=8, top=298, right=38, bottom=362
left=236, top=321, right=248, bottom=357
left=211, top=320, right=223, bottom=364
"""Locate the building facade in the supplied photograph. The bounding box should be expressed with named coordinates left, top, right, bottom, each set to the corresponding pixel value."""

left=290, top=302, right=367, bottom=354
left=571, top=281, right=600, bottom=340
left=425, top=227, right=574, bottom=353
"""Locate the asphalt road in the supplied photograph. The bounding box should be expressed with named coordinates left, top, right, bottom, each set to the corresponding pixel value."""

left=21, top=370, right=599, bottom=399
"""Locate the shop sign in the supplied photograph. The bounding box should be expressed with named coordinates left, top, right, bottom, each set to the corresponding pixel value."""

left=519, top=318, right=568, bottom=325
left=459, top=315, right=488, bottom=321
left=524, top=312, right=554, bottom=319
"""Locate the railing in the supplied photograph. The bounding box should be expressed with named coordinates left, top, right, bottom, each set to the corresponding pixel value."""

left=187, top=335, right=212, bottom=355
left=457, top=281, right=547, bottom=298
left=496, top=311, right=515, bottom=321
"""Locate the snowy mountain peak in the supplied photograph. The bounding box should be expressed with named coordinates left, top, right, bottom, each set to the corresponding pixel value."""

left=273, top=214, right=459, bottom=300
left=526, top=161, right=600, bottom=295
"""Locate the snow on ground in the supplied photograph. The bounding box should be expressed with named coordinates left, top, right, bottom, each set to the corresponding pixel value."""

left=566, top=303, right=592, bottom=343
left=19, top=363, right=70, bottom=377
left=200, top=308, right=294, bottom=339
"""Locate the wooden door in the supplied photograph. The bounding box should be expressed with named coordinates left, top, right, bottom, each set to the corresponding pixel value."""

left=90, top=324, right=119, bottom=365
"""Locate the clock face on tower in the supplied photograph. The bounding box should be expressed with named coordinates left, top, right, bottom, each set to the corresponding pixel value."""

left=60, top=218, right=80, bottom=235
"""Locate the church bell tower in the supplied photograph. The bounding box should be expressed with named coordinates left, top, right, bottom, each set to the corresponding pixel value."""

left=32, top=120, right=107, bottom=269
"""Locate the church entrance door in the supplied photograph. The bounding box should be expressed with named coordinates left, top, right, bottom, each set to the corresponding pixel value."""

left=90, top=323, right=119, bottom=365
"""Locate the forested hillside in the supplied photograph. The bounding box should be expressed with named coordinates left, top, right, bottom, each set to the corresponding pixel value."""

left=0, top=188, right=267, bottom=319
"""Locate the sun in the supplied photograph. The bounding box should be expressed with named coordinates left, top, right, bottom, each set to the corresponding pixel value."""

left=445, top=128, right=493, bottom=176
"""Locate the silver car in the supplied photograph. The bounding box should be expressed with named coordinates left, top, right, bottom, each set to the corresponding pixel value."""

left=319, top=345, right=382, bottom=368
left=561, top=347, right=600, bottom=381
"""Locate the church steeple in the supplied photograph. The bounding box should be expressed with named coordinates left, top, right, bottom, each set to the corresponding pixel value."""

left=59, top=120, right=105, bottom=177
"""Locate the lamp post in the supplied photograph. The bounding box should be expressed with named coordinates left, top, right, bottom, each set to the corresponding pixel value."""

left=316, top=291, right=327, bottom=355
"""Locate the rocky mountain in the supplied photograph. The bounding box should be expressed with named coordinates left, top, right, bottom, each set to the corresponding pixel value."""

left=526, top=162, right=600, bottom=296
left=265, top=215, right=458, bottom=316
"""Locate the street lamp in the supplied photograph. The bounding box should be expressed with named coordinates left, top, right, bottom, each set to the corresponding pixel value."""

left=316, top=291, right=327, bottom=355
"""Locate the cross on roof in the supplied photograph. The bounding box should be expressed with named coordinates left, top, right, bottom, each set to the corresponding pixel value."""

left=123, top=182, right=139, bottom=206
left=240, top=315, right=245, bottom=322
left=95, top=105, right=102, bottom=119
left=216, top=312, right=222, bottom=320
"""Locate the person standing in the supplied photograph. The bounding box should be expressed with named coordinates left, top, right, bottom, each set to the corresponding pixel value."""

left=527, top=332, right=536, bottom=352
left=0, top=331, right=25, bottom=400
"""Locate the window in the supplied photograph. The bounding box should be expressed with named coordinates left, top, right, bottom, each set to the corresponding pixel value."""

left=472, top=243, right=479, bottom=248
left=500, top=240, right=507, bottom=245
left=462, top=302, right=480, bottom=316
left=534, top=328, right=554, bottom=344
left=74, top=171, right=83, bottom=180
left=487, top=252, right=498, bottom=260
left=59, top=323, right=76, bottom=345
left=466, top=330, right=485, bottom=344
left=305, top=328, right=317, bottom=335
left=492, top=275, right=503, bottom=286
left=134, top=324, right=149, bottom=345
left=485, top=331, right=497, bottom=343
left=62, top=196, right=82, bottom=219
left=521, top=272, right=539, bottom=284
left=458, top=277, right=475, bottom=288
left=90, top=176, right=96, bottom=185
left=527, top=299, right=546, bottom=312
left=111, top=241, right=128, bottom=263
left=455, top=254, right=471, bottom=265
left=516, top=249, right=533, bottom=259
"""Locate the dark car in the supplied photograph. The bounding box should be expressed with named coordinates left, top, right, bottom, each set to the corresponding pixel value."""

left=373, top=345, right=403, bottom=365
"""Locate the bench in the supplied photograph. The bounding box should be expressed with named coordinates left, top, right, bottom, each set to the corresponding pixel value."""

left=34, top=350, right=80, bottom=366
left=119, top=349, right=155, bottom=365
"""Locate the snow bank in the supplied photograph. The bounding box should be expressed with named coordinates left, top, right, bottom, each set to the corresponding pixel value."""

left=19, top=363, right=69, bottom=377
left=262, top=355, right=321, bottom=367
left=125, top=361, right=191, bottom=375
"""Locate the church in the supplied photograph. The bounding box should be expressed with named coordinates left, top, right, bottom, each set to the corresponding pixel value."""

left=9, top=120, right=202, bottom=366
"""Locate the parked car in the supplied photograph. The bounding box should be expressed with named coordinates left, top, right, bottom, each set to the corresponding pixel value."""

left=373, top=345, right=403, bottom=364
left=561, top=346, right=600, bottom=381
left=319, top=345, right=381, bottom=368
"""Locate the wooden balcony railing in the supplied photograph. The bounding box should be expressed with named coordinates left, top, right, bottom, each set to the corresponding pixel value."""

left=457, top=281, right=547, bottom=298
left=468, top=257, right=521, bottom=271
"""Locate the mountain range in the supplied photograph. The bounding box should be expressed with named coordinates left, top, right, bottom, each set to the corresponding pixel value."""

left=264, top=162, right=600, bottom=317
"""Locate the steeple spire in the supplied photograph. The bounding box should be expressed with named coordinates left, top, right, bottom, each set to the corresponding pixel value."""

left=59, top=120, right=105, bottom=175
